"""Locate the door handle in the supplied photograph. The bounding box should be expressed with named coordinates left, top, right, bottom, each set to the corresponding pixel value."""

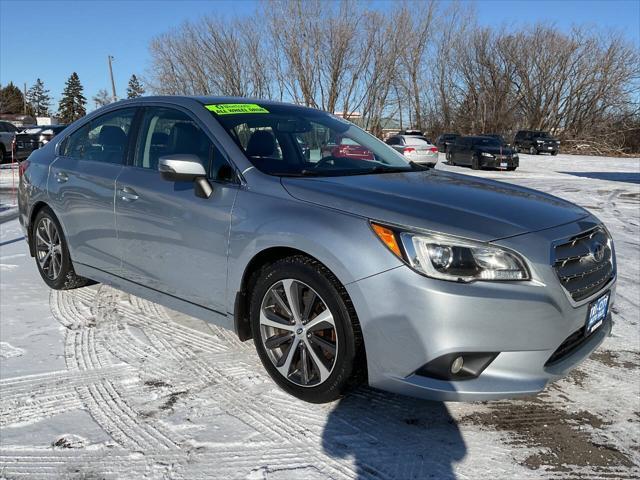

left=118, top=186, right=139, bottom=202
left=55, top=171, right=69, bottom=183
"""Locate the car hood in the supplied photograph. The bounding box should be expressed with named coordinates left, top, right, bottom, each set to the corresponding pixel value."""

left=281, top=170, right=589, bottom=241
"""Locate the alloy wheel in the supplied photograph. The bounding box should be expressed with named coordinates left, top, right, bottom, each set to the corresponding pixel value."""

left=259, top=279, right=338, bottom=387
left=35, top=217, right=63, bottom=280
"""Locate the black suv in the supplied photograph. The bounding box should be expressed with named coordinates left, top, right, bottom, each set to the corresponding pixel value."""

left=513, top=130, right=560, bottom=155
left=447, top=135, right=519, bottom=171
left=435, top=133, right=459, bottom=153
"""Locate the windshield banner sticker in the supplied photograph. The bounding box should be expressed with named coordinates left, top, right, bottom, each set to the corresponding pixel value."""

left=205, top=104, right=269, bottom=115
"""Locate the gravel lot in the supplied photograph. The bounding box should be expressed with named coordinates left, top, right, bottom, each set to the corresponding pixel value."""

left=1, top=152, right=639, bottom=479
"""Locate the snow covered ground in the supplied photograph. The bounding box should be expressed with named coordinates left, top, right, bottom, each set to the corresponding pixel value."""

left=0, top=153, right=639, bottom=479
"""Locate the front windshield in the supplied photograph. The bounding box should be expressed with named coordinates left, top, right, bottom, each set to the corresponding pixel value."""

left=471, top=137, right=501, bottom=147
left=209, top=103, right=414, bottom=176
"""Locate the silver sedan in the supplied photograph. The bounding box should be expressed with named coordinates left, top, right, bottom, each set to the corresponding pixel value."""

left=18, top=96, right=615, bottom=403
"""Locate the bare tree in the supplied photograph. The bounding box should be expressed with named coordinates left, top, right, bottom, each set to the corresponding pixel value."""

left=145, top=0, right=640, bottom=151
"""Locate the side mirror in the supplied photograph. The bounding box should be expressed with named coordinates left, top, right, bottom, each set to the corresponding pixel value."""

left=158, top=154, right=213, bottom=199
left=158, top=155, right=206, bottom=181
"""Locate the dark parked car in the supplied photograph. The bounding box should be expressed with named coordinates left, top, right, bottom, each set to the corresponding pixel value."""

left=0, top=120, right=20, bottom=163
left=14, top=125, right=67, bottom=161
left=447, top=135, right=519, bottom=171
left=513, top=130, right=560, bottom=155
left=435, top=133, right=459, bottom=153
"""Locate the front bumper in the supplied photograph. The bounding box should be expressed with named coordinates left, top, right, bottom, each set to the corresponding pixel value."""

left=346, top=219, right=614, bottom=401
left=480, top=155, right=519, bottom=169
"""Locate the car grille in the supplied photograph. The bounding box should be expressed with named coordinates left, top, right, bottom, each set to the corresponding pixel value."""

left=553, top=226, right=614, bottom=302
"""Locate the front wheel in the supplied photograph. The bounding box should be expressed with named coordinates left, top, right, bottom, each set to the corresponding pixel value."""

left=250, top=256, right=363, bottom=403
left=529, top=146, right=537, bottom=155
left=32, top=208, right=91, bottom=290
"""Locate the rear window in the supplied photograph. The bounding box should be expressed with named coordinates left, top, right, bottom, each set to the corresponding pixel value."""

left=404, top=137, right=430, bottom=146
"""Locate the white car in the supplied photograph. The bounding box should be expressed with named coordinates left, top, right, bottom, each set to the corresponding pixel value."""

left=385, top=134, right=439, bottom=167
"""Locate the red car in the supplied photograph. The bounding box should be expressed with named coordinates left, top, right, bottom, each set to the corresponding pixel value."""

left=321, top=136, right=375, bottom=161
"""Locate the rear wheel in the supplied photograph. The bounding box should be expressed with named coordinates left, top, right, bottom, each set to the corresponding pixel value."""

left=250, top=256, right=363, bottom=403
left=33, top=208, right=90, bottom=290
left=529, top=146, right=537, bottom=155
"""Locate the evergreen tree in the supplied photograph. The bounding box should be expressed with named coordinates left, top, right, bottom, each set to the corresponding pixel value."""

left=0, top=82, right=25, bottom=114
left=126, top=74, right=145, bottom=98
left=58, top=72, right=87, bottom=123
left=26, top=78, right=51, bottom=116
left=93, top=89, right=112, bottom=108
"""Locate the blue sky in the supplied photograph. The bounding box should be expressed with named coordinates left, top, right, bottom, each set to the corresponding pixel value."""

left=1, top=0, right=639, bottom=112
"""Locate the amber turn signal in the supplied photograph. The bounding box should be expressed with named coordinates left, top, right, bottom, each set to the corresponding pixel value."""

left=371, top=223, right=403, bottom=258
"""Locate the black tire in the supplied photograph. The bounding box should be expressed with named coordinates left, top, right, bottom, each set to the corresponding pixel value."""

left=32, top=207, right=91, bottom=290
left=529, top=146, right=537, bottom=155
left=471, top=155, right=480, bottom=170
left=249, top=255, right=363, bottom=403
left=551, top=151, right=558, bottom=156
left=507, top=167, right=517, bottom=171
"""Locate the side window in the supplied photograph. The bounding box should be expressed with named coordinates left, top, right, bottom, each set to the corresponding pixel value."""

left=63, top=108, right=135, bottom=164
left=136, top=107, right=235, bottom=182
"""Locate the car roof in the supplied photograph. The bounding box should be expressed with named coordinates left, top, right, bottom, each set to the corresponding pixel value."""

left=109, top=95, right=320, bottom=113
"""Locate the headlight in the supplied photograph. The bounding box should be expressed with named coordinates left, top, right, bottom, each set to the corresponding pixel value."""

left=481, top=152, right=493, bottom=157
left=536, top=140, right=543, bottom=143
left=371, top=223, right=529, bottom=282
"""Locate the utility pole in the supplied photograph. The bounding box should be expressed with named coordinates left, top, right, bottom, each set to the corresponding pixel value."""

left=108, top=55, right=117, bottom=102
left=23, top=82, right=27, bottom=115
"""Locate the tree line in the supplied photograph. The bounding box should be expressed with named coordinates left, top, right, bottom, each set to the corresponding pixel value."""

left=0, top=74, right=146, bottom=124
left=148, top=0, right=639, bottom=154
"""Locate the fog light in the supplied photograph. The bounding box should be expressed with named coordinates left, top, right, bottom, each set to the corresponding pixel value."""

left=451, top=356, right=464, bottom=374
left=415, top=352, right=499, bottom=381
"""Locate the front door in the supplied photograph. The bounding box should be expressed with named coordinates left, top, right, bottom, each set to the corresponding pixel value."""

left=48, top=107, right=137, bottom=274
left=114, top=106, right=238, bottom=313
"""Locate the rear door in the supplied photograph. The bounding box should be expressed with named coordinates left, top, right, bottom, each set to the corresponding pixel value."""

left=48, top=107, right=137, bottom=274
left=114, top=105, right=239, bottom=313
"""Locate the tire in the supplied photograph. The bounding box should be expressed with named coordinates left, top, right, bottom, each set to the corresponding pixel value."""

left=249, top=255, right=363, bottom=403
left=529, top=146, right=537, bottom=155
left=551, top=151, right=558, bottom=156
left=32, top=207, right=91, bottom=290
left=507, top=167, right=517, bottom=171
left=471, top=155, right=480, bottom=170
